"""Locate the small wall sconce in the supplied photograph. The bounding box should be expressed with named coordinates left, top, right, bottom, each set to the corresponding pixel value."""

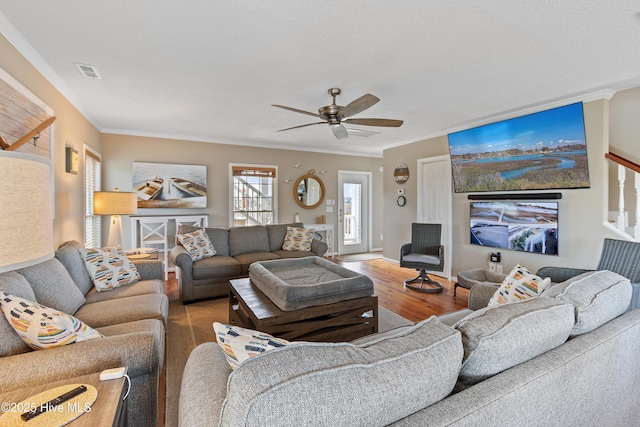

left=293, top=163, right=300, bottom=169
left=283, top=179, right=292, bottom=184
left=319, top=170, right=327, bottom=175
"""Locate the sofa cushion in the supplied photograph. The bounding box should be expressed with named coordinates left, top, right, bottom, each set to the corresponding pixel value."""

left=73, top=293, right=168, bottom=328
left=176, top=228, right=216, bottom=261
left=266, top=223, right=303, bottom=251
left=213, top=322, right=290, bottom=369
left=281, top=226, right=315, bottom=251
left=0, top=291, right=103, bottom=350
left=542, top=270, right=632, bottom=336
left=220, top=317, right=462, bottom=426
left=192, top=256, right=241, bottom=281
left=488, top=263, right=550, bottom=306
left=55, top=240, right=94, bottom=295
left=17, top=258, right=86, bottom=315
left=454, top=297, right=574, bottom=388
left=229, top=226, right=270, bottom=257
left=84, top=279, right=164, bottom=304
left=0, top=272, right=36, bottom=356
left=83, top=247, right=141, bottom=292
left=234, top=252, right=280, bottom=275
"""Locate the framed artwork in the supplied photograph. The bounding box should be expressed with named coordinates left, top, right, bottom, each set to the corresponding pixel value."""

left=132, top=162, right=207, bottom=208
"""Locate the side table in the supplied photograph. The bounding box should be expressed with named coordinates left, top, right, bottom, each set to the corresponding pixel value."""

left=0, top=372, right=127, bottom=426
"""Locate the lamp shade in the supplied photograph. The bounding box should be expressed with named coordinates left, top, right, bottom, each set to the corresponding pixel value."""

left=93, top=190, right=138, bottom=215
left=0, top=151, right=53, bottom=273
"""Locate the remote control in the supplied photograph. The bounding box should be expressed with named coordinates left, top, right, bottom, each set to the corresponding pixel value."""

left=21, top=385, right=87, bottom=421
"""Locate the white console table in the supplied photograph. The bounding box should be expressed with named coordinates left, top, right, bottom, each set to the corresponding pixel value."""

left=307, top=223, right=334, bottom=258
left=130, top=214, right=209, bottom=277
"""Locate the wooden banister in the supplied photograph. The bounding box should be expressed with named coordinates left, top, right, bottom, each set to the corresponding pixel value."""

left=606, top=151, right=640, bottom=174
left=2, top=116, right=56, bottom=151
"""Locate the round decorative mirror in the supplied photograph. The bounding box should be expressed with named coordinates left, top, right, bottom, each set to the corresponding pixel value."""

left=394, top=163, right=410, bottom=184
left=294, top=170, right=325, bottom=209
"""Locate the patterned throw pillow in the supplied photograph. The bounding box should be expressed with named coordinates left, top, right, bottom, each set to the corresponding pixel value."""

left=176, top=229, right=216, bottom=261
left=0, top=291, right=103, bottom=350
left=281, top=226, right=315, bottom=251
left=83, top=246, right=140, bottom=292
left=213, top=322, right=289, bottom=370
left=488, top=263, right=551, bottom=306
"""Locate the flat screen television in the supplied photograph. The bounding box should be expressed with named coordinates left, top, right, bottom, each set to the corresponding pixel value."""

left=448, top=102, right=590, bottom=193
left=470, top=201, right=558, bottom=256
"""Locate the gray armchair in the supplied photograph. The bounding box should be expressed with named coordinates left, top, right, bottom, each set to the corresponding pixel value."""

left=537, top=238, right=640, bottom=311
left=400, top=223, right=445, bottom=293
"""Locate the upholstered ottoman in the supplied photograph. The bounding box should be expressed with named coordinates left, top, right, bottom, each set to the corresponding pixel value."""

left=249, top=256, right=374, bottom=311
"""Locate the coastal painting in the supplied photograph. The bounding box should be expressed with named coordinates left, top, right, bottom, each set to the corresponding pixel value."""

left=132, top=162, right=207, bottom=208
left=448, top=102, right=590, bottom=193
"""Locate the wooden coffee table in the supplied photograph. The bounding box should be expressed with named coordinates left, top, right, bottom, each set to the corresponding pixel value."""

left=229, top=278, right=378, bottom=342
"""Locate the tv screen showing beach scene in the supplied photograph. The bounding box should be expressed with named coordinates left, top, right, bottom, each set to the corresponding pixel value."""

left=448, top=102, right=590, bottom=193
left=470, top=201, right=558, bottom=256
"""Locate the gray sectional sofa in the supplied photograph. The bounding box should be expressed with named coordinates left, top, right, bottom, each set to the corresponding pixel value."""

left=179, top=269, right=640, bottom=426
left=170, top=223, right=328, bottom=302
left=0, top=240, right=168, bottom=427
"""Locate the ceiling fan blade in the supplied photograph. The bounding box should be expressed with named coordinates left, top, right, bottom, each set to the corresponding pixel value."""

left=331, top=124, right=349, bottom=139
left=341, top=94, right=380, bottom=118
left=277, top=122, right=326, bottom=132
left=272, top=104, right=321, bottom=118
left=343, top=118, right=403, bottom=127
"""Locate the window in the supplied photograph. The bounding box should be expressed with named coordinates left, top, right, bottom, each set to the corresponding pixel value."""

left=230, top=164, right=277, bottom=227
left=84, top=147, right=101, bottom=248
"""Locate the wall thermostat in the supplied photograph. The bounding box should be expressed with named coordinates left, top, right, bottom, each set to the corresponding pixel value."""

left=397, top=188, right=405, bottom=195
left=397, top=195, right=406, bottom=207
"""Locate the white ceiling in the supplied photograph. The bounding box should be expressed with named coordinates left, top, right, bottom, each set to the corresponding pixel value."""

left=2, top=1, right=640, bottom=157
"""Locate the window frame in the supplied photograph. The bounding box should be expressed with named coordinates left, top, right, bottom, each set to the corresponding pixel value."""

left=229, top=163, right=278, bottom=227
left=84, top=145, right=101, bottom=248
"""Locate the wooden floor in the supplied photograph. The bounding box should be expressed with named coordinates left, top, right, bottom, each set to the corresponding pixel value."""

left=164, top=257, right=468, bottom=322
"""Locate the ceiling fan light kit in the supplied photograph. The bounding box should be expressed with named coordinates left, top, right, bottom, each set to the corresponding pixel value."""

left=273, top=88, right=403, bottom=140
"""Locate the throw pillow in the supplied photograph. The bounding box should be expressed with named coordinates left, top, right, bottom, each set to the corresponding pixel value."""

left=0, top=291, right=103, bottom=350
left=281, top=226, right=314, bottom=251
left=176, top=228, right=216, bottom=261
left=83, top=246, right=140, bottom=292
left=488, top=263, right=550, bottom=306
left=213, top=322, right=289, bottom=369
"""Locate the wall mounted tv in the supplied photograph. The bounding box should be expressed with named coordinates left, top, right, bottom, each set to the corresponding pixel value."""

left=448, top=102, right=590, bottom=193
left=470, top=201, right=558, bottom=256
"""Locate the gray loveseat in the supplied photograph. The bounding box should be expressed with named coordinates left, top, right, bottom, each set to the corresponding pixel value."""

left=170, top=223, right=328, bottom=302
left=179, top=269, right=640, bottom=426
left=0, top=240, right=168, bottom=427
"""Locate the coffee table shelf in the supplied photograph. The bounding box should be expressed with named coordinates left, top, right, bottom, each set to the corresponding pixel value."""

left=229, top=278, right=378, bottom=342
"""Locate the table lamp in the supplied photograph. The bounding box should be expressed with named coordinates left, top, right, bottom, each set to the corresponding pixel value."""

left=93, top=188, right=138, bottom=248
left=0, top=151, right=53, bottom=273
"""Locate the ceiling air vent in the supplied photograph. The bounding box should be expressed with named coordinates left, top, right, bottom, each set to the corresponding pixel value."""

left=74, top=63, right=102, bottom=80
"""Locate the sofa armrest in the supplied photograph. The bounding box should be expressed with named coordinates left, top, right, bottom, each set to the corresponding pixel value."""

left=0, top=331, right=161, bottom=393
left=170, top=245, right=192, bottom=269
left=467, top=283, right=499, bottom=310
left=132, top=259, right=164, bottom=281
left=536, top=266, right=593, bottom=283
left=179, top=343, right=231, bottom=427
left=311, top=239, right=328, bottom=257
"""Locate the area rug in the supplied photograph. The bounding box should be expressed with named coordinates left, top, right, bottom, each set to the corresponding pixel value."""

left=335, top=252, right=383, bottom=262
left=165, top=297, right=412, bottom=427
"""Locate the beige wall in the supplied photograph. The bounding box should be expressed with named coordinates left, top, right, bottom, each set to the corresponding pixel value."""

left=383, top=98, right=624, bottom=277
left=100, top=134, right=384, bottom=250
left=0, top=34, right=102, bottom=248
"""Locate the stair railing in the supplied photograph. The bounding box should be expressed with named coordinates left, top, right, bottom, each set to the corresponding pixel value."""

left=605, top=151, right=640, bottom=239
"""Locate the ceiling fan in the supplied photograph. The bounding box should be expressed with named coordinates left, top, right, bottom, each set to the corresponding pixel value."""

left=272, top=88, right=403, bottom=140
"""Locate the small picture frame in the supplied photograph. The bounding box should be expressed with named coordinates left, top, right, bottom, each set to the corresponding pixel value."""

left=65, top=146, right=78, bottom=174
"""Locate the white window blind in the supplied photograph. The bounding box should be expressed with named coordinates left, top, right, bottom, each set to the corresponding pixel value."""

left=84, top=148, right=101, bottom=248
left=231, top=165, right=277, bottom=227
